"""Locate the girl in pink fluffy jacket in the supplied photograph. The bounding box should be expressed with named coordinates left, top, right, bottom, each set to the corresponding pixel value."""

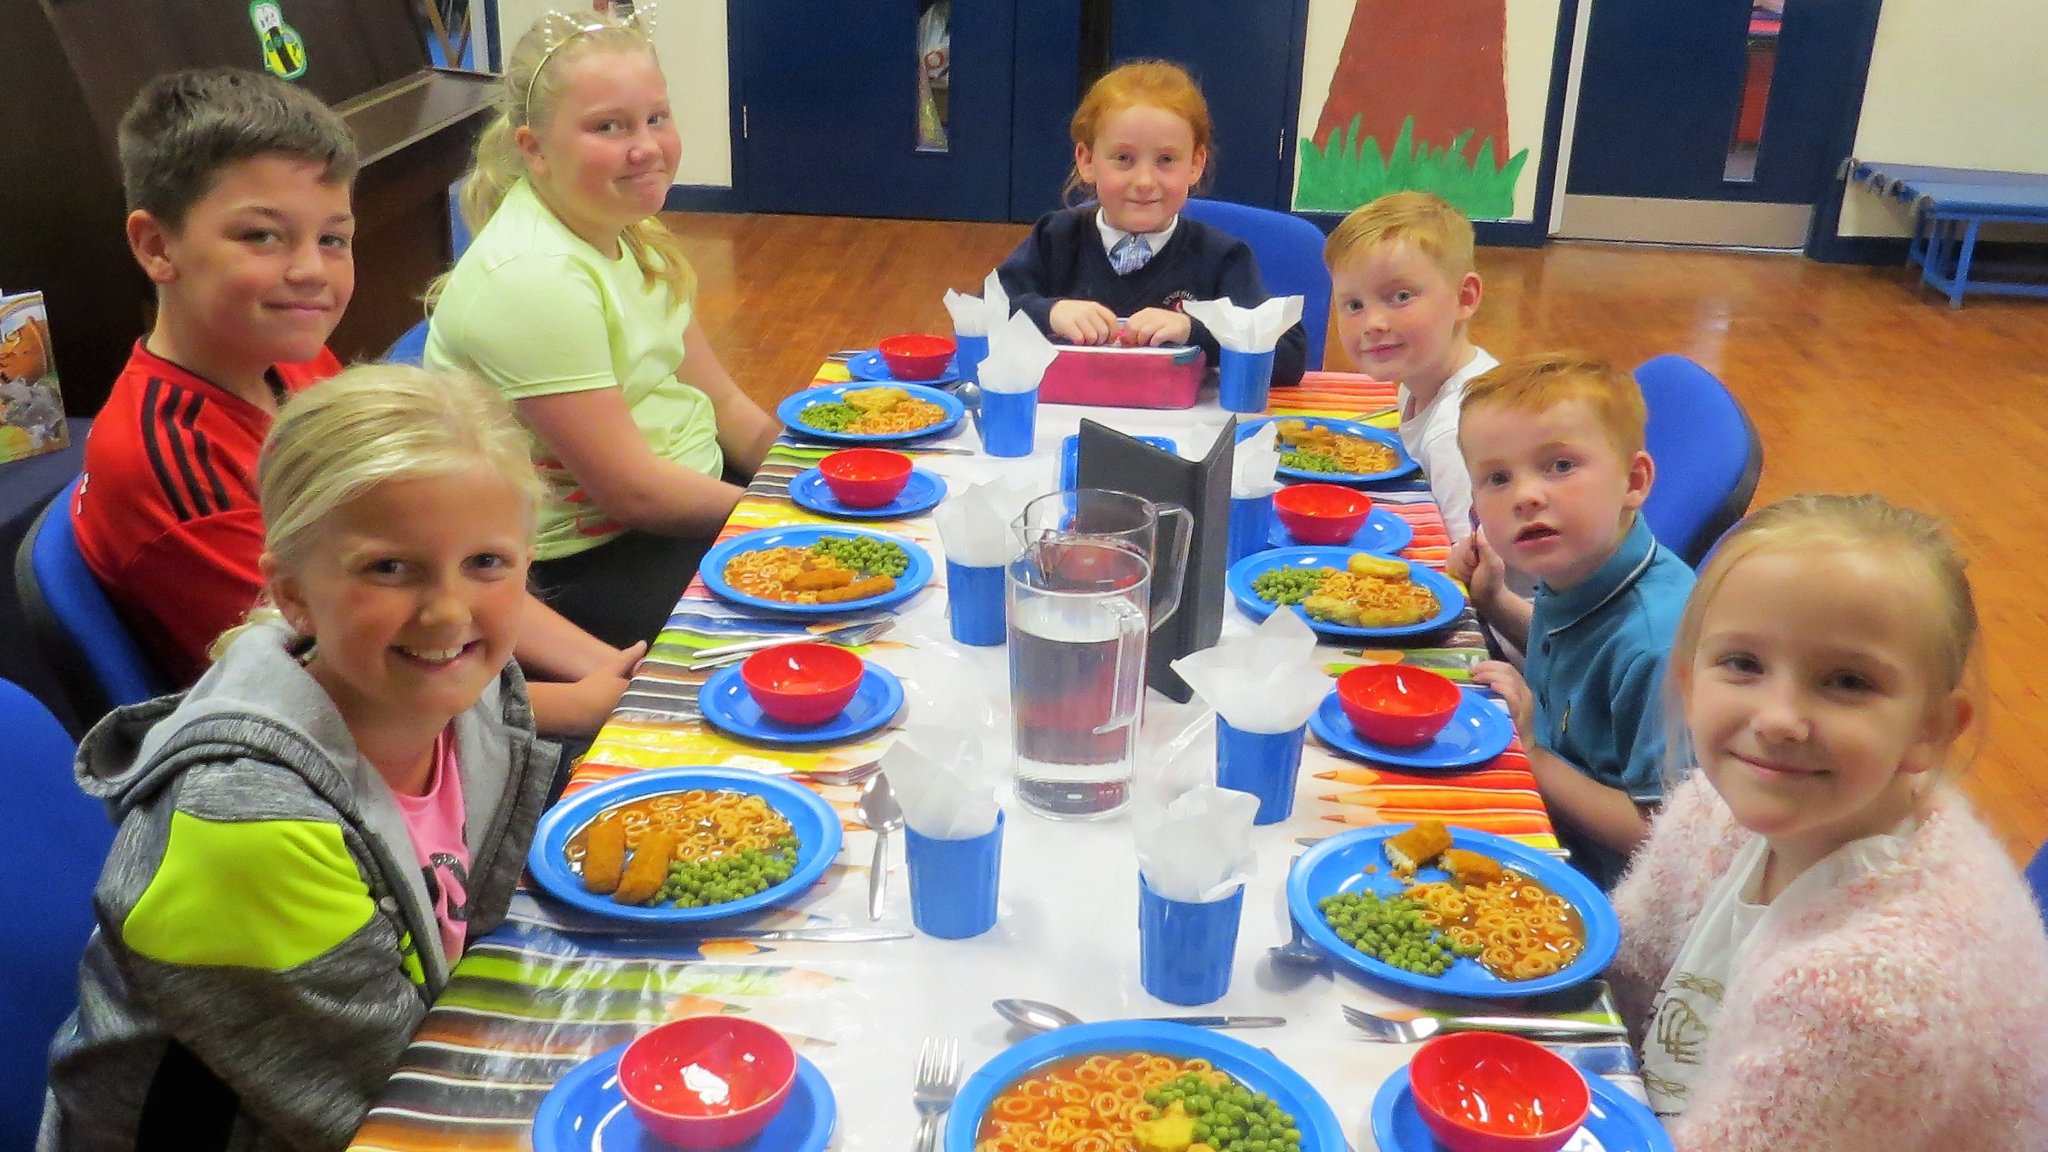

left=1610, top=493, right=2048, bottom=1151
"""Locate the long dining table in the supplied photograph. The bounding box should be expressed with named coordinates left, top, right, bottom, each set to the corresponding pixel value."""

left=346, top=366, right=1647, bottom=1152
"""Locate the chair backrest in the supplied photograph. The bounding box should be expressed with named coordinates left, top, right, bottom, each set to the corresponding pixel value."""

left=384, top=318, right=430, bottom=366
left=1633, top=354, right=1764, bottom=567
left=14, top=477, right=169, bottom=731
left=2027, top=841, right=2048, bottom=927
left=1179, top=198, right=1330, bottom=370
left=0, top=677, right=108, bottom=1150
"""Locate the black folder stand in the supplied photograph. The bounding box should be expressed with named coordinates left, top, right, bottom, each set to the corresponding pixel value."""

left=1075, top=418, right=1237, bottom=703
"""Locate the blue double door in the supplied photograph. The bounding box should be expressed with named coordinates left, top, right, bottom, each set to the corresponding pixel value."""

left=732, top=0, right=1308, bottom=222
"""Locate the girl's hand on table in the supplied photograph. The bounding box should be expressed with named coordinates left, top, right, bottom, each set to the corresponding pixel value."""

left=1470, top=659, right=1534, bottom=738
left=1121, top=307, right=1191, bottom=346
left=1050, top=299, right=1119, bottom=344
left=531, top=641, right=647, bottom=736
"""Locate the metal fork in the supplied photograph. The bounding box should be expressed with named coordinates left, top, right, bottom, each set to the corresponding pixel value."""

left=1341, top=1003, right=1626, bottom=1043
left=912, top=1036, right=962, bottom=1152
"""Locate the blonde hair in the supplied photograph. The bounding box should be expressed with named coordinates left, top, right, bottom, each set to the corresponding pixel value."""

left=429, top=10, right=695, bottom=310
left=1460, top=350, right=1647, bottom=459
left=1664, top=493, right=1987, bottom=785
left=1062, top=60, right=1215, bottom=205
left=208, top=363, right=544, bottom=659
left=1323, top=191, right=1476, bottom=281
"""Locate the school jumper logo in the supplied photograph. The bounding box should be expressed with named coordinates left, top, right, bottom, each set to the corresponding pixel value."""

left=249, top=2, right=308, bottom=80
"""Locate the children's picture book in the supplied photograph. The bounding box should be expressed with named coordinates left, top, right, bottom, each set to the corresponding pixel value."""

left=0, top=291, right=70, bottom=465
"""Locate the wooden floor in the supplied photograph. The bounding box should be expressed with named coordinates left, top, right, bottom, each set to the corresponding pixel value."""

left=666, top=211, right=2048, bottom=864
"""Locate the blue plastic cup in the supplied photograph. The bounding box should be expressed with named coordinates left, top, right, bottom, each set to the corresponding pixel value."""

left=946, top=559, right=1006, bottom=646
left=905, top=812, right=1004, bottom=939
left=1137, top=873, right=1244, bottom=1005
left=1227, top=494, right=1276, bottom=566
left=977, top=387, right=1038, bottom=458
left=955, top=332, right=990, bottom=387
left=1218, top=348, right=1278, bottom=413
left=1214, top=716, right=1309, bottom=825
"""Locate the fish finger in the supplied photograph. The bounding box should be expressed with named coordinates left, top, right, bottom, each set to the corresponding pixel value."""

left=580, top=818, right=627, bottom=894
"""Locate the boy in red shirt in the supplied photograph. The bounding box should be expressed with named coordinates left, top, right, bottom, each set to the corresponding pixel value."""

left=73, top=68, right=637, bottom=731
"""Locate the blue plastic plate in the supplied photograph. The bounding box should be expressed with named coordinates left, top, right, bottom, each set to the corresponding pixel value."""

left=1237, top=416, right=1420, bottom=484
left=1287, top=825, right=1621, bottom=999
left=701, top=526, right=933, bottom=616
left=1371, top=1063, right=1672, bottom=1152
left=1227, top=547, right=1466, bottom=639
left=528, top=767, right=844, bottom=925
left=1270, top=504, right=1415, bottom=555
left=532, top=1043, right=837, bottom=1152
left=699, top=662, right=905, bottom=746
left=943, top=1021, right=1347, bottom=1152
left=1308, top=686, right=1512, bottom=770
left=789, top=466, right=947, bottom=520
left=846, top=347, right=962, bottom=386
left=779, top=383, right=965, bottom=444
left=1060, top=433, right=1177, bottom=491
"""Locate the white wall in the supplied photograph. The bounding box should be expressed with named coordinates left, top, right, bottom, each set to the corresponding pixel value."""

left=1836, top=0, right=2048, bottom=237
left=492, top=0, right=734, bottom=188
left=1295, top=0, right=1565, bottom=221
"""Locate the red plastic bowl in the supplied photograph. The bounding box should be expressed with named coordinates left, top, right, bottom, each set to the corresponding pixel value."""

left=877, top=333, right=956, bottom=381
left=619, top=1016, right=798, bottom=1150
left=740, top=643, right=864, bottom=726
left=1336, top=664, right=1461, bottom=746
left=1272, top=483, right=1372, bottom=545
left=818, top=448, right=913, bottom=508
left=1408, top=1032, right=1591, bottom=1152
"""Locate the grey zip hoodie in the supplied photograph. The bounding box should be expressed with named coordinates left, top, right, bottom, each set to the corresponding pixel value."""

left=39, top=621, right=556, bottom=1152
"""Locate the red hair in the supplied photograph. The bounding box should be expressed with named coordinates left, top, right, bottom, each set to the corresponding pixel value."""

left=1063, top=60, right=1214, bottom=203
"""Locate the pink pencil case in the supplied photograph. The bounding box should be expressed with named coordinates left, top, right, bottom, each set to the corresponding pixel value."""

left=1037, top=344, right=1208, bottom=409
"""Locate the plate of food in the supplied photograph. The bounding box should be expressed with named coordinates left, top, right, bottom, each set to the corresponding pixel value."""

left=1238, top=416, right=1419, bottom=484
left=1227, top=547, right=1465, bottom=639
left=779, top=383, right=964, bottom=444
left=943, top=1021, right=1346, bottom=1152
left=845, top=347, right=962, bottom=387
left=700, top=526, right=933, bottom=615
left=1286, top=822, right=1620, bottom=998
left=528, top=767, right=844, bottom=925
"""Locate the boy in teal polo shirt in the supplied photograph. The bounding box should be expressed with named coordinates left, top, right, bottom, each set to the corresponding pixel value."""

left=1451, top=351, right=1696, bottom=888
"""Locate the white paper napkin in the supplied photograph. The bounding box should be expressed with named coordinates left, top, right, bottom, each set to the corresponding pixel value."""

left=1133, top=785, right=1260, bottom=902
left=1182, top=296, right=1305, bottom=354
left=977, top=310, right=1059, bottom=395
left=880, top=725, right=1003, bottom=839
left=1171, top=609, right=1328, bottom=734
left=1232, top=421, right=1283, bottom=499
left=942, top=269, right=1012, bottom=338
left=935, top=475, right=1039, bottom=566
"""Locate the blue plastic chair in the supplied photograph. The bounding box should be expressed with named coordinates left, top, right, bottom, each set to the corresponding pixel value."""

left=2026, top=841, right=2048, bottom=925
left=14, top=478, right=170, bottom=733
left=1180, top=198, right=1331, bottom=370
left=385, top=319, right=430, bottom=365
left=0, top=677, right=110, bottom=1150
left=1634, top=355, right=1764, bottom=567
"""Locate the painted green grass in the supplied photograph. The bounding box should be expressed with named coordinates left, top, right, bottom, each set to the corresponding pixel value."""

left=1295, top=115, right=1530, bottom=221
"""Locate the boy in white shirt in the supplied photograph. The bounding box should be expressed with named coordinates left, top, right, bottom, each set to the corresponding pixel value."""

left=1323, top=192, right=1494, bottom=540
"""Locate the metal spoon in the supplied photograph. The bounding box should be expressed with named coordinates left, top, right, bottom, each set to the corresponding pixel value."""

left=1267, top=916, right=1327, bottom=969
left=856, top=773, right=903, bottom=921
left=993, top=999, right=1286, bottom=1034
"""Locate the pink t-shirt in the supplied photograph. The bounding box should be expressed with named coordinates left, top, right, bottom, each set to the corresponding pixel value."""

left=391, top=726, right=472, bottom=968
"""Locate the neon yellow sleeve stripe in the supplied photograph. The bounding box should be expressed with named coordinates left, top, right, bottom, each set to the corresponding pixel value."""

left=124, top=811, right=376, bottom=971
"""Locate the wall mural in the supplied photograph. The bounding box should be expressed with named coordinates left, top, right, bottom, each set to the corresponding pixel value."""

left=1295, top=0, right=1531, bottom=220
